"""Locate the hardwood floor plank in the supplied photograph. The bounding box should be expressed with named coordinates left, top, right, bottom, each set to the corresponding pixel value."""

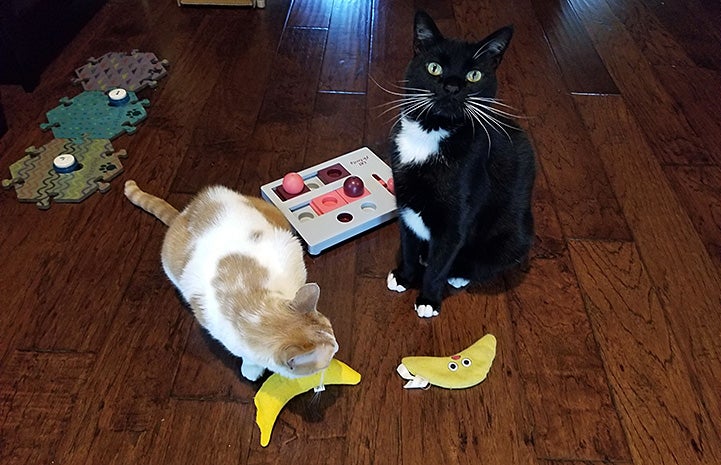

left=652, top=65, right=721, bottom=165
left=171, top=321, right=256, bottom=401
left=413, top=285, right=538, bottom=465
left=305, top=92, right=366, bottom=165
left=287, top=0, right=333, bottom=28
left=318, top=0, right=372, bottom=93
left=2, top=0, right=721, bottom=463
left=530, top=0, right=619, bottom=94
left=662, top=166, right=721, bottom=275
left=149, top=400, right=255, bottom=464
left=172, top=140, right=250, bottom=194
left=180, top=3, right=290, bottom=149
left=251, top=27, right=327, bottom=151
left=569, top=239, right=721, bottom=464
left=0, top=351, right=95, bottom=465
left=53, top=219, right=194, bottom=464
left=636, top=0, right=721, bottom=71
left=507, top=255, right=631, bottom=461
left=574, top=94, right=721, bottom=441
left=364, top=1, right=413, bottom=157
left=600, top=0, right=697, bottom=68
left=454, top=0, right=631, bottom=241
left=568, top=0, right=712, bottom=165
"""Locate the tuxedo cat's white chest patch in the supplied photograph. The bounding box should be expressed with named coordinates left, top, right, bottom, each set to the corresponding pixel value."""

left=395, top=118, right=449, bottom=165
left=400, top=208, right=431, bottom=241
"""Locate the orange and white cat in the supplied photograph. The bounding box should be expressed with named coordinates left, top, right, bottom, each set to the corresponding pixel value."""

left=124, top=180, right=338, bottom=381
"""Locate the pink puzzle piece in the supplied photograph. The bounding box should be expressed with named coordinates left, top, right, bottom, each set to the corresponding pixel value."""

left=310, top=190, right=348, bottom=215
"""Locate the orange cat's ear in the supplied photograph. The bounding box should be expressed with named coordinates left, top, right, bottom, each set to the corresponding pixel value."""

left=290, top=283, right=320, bottom=313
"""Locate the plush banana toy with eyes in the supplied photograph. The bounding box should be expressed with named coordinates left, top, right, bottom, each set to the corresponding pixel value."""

left=397, top=334, right=497, bottom=389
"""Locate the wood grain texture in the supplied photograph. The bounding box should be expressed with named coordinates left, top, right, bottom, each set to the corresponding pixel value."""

left=319, top=0, right=372, bottom=93
left=1, top=0, right=720, bottom=463
left=662, top=166, right=721, bottom=274
left=530, top=0, right=619, bottom=94
left=455, top=0, right=632, bottom=241
left=569, top=239, right=721, bottom=464
left=569, top=0, right=713, bottom=165
left=0, top=351, right=95, bottom=465
left=574, top=94, right=721, bottom=441
left=507, top=255, right=630, bottom=461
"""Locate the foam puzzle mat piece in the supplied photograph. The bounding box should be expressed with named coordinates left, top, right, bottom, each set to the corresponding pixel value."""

left=2, top=138, right=128, bottom=209
left=41, top=90, right=149, bottom=141
left=73, top=50, right=170, bottom=92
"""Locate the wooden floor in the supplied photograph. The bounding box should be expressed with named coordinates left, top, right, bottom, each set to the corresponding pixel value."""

left=1, top=0, right=720, bottom=463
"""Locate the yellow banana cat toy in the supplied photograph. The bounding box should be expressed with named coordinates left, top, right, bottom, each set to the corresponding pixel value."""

left=254, top=358, right=361, bottom=447
left=397, top=334, right=496, bottom=389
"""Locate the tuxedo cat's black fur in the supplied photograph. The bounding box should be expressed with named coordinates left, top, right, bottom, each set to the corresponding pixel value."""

left=386, top=11, right=536, bottom=318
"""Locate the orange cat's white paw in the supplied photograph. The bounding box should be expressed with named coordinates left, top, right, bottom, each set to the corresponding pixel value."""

left=241, top=362, right=265, bottom=381
left=387, top=271, right=407, bottom=292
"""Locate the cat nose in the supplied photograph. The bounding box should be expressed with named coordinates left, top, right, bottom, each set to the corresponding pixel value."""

left=443, top=77, right=463, bottom=94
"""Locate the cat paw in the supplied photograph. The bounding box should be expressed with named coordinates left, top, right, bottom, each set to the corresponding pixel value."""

left=240, top=361, right=265, bottom=381
left=414, top=297, right=440, bottom=318
left=387, top=270, right=407, bottom=293
left=447, top=277, right=470, bottom=289
left=415, top=304, right=439, bottom=318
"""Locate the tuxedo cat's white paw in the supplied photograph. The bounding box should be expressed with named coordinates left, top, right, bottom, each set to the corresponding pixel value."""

left=415, top=304, right=439, bottom=318
left=241, top=362, right=265, bottom=381
left=387, top=271, right=407, bottom=293
left=447, top=277, right=470, bottom=289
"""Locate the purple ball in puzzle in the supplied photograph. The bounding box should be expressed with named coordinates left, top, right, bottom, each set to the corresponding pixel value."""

left=343, top=176, right=364, bottom=197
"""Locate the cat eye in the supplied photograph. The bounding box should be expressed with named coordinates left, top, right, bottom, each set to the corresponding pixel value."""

left=448, top=361, right=459, bottom=371
left=462, top=358, right=472, bottom=367
left=426, top=62, right=443, bottom=76
left=466, top=70, right=483, bottom=82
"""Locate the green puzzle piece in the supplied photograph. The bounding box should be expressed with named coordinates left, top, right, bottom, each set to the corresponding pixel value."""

left=2, top=137, right=128, bottom=209
left=40, top=90, right=149, bottom=141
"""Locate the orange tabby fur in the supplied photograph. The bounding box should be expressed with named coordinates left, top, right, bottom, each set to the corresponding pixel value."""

left=124, top=180, right=338, bottom=381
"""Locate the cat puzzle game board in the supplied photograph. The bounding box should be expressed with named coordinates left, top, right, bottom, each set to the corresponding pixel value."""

left=260, top=147, right=397, bottom=255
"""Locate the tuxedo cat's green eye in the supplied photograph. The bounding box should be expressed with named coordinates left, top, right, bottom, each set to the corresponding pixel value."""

left=466, top=70, right=483, bottom=82
left=426, top=62, right=443, bottom=76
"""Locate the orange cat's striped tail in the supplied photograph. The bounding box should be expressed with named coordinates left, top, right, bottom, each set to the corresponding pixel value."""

left=124, top=180, right=179, bottom=226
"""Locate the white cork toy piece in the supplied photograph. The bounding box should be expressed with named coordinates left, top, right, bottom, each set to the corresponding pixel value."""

left=260, top=147, right=397, bottom=255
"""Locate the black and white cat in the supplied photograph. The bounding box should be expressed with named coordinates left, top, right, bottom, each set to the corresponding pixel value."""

left=386, top=11, right=536, bottom=318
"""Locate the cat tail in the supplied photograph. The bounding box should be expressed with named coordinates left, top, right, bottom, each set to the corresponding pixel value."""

left=124, top=180, right=179, bottom=226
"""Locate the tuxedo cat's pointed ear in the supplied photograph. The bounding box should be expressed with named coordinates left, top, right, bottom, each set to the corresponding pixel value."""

left=414, top=10, right=443, bottom=55
left=290, top=283, right=320, bottom=313
left=476, top=25, right=514, bottom=68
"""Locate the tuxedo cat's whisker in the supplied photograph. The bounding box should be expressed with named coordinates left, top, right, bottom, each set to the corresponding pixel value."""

left=467, top=97, right=526, bottom=119
left=371, top=75, right=432, bottom=98
left=403, top=97, right=435, bottom=119
left=464, top=106, right=492, bottom=150
left=376, top=96, right=432, bottom=117
left=467, top=103, right=512, bottom=143
left=468, top=101, right=526, bottom=120
left=465, top=105, right=493, bottom=150
left=467, top=101, right=520, bottom=132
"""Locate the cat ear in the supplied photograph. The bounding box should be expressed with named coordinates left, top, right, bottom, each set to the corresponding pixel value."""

left=414, top=10, right=443, bottom=55
left=290, top=283, right=320, bottom=314
left=476, top=25, right=514, bottom=68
